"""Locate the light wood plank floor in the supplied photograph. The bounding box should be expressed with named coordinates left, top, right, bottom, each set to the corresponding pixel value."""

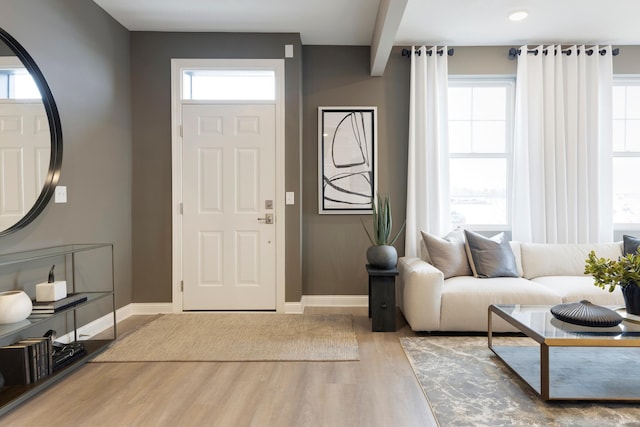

left=0, top=307, right=437, bottom=427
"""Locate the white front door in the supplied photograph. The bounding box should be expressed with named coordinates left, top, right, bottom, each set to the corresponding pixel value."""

left=182, top=104, right=277, bottom=310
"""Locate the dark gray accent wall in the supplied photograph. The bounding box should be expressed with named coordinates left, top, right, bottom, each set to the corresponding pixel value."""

left=130, top=32, right=303, bottom=303
left=302, top=46, right=410, bottom=295
left=0, top=0, right=132, bottom=307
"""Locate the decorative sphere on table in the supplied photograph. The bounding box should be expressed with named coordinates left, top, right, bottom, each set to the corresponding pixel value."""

left=0, top=290, right=33, bottom=324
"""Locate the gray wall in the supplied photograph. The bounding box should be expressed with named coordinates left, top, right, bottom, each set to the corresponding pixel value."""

left=130, top=32, right=303, bottom=303
left=0, top=0, right=132, bottom=308
left=302, top=46, right=409, bottom=295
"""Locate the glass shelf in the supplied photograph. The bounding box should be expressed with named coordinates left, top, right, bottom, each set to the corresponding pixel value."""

left=0, top=243, right=111, bottom=267
left=0, top=292, right=112, bottom=340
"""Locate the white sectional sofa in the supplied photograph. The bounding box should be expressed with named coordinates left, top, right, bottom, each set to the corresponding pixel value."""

left=398, top=231, right=626, bottom=332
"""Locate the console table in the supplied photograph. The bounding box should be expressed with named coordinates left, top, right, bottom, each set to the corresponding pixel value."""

left=0, top=244, right=115, bottom=415
left=366, top=265, right=398, bottom=332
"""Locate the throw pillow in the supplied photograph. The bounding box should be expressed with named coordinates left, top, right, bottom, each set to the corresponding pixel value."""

left=420, top=229, right=472, bottom=279
left=463, top=230, right=519, bottom=278
left=623, top=234, right=640, bottom=256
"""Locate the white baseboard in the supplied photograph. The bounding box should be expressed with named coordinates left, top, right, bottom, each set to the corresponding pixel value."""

left=283, top=295, right=370, bottom=313
left=58, top=302, right=173, bottom=343
left=300, top=295, right=368, bottom=308
left=63, top=297, right=368, bottom=341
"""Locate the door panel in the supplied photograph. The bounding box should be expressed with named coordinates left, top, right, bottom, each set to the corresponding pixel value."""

left=182, top=104, right=276, bottom=310
left=0, top=103, right=49, bottom=230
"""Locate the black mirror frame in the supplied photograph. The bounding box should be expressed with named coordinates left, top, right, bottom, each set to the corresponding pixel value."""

left=0, top=27, right=62, bottom=237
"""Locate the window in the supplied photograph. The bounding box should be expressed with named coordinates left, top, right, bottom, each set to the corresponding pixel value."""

left=447, top=78, right=514, bottom=228
left=0, top=68, right=41, bottom=100
left=182, top=69, right=275, bottom=101
left=613, top=78, right=640, bottom=228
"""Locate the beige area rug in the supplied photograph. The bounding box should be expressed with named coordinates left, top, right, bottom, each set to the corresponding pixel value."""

left=400, top=336, right=640, bottom=427
left=92, top=313, right=359, bottom=362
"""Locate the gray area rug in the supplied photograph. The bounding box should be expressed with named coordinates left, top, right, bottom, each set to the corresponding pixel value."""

left=92, top=313, right=359, bottom=362
left=400, top=336, right=640, bottom=427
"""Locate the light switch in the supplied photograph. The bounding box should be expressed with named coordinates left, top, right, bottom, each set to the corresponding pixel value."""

left=55, top=186, right=67, bottom=203
left=286, top=192, right=294, bottom=205
left=285, top=44, right=294, bottom=58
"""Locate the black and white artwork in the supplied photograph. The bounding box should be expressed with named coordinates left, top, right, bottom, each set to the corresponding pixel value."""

left=318, top=107, right=377, bottom=214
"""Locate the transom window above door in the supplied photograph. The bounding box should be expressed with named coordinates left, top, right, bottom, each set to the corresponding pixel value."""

left=182, top=69, right=275, bottom=101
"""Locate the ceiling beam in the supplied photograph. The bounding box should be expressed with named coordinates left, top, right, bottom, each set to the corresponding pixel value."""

left=370, top=0, right=408, bottom=76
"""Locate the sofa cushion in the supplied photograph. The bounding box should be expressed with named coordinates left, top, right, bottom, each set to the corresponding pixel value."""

left=463, top=230, right=519, bottom=278
left=440, top=276, right=562, bottom=332
left=509, top=241, right=524, bottom=277
left=623, top=234, right=640, bottom=256
left=531, top=276, right=626, bottom=306
left=520, top=243, right=622, bottom=279
left=421, top=230, right=472, bottom=279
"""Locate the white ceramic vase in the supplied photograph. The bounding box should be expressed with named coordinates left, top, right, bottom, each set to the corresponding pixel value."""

left=0, top=290, right=32, bottom=324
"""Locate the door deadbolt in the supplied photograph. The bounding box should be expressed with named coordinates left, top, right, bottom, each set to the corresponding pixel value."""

left=257, top=213, right=273, bottom=224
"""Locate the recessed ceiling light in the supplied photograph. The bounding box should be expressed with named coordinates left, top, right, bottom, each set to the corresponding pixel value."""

left=508, top=10, right=528, bottom=22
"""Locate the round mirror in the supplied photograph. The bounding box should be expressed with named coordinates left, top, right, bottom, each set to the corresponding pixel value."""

left=0, top=27, right=62, bottom=237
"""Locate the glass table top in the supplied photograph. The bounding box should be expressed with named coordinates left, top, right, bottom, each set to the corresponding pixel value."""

left=492, top=304, right=640, bottom=342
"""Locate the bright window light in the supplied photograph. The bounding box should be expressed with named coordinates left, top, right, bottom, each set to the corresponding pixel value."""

left=182, top=69, right=275, bottom=101
left=613, top=80, right=640, bottom=226
left=448, top=79, right=514, bottom=227
left=0, top=68, right=41, bottom=99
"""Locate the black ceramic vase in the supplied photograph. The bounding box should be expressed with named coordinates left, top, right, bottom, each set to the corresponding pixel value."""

left=366, top=245, right=398, bottom=270
left=621, top=283, right=640, bottom=315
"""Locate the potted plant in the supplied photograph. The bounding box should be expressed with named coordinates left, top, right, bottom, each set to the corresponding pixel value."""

left=361, top=194, right=405, bottom=269
left=584, top=250, right=640, bottom=315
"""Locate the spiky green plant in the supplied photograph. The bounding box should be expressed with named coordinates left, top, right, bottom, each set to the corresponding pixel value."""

left=361, top=194, right=406, bottom=246
left=584, top=250, right=640, bottom=292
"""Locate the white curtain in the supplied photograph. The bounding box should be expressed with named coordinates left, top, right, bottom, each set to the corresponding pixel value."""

left=405, top=46, right=450, bottom=257
left=512, top=45, right=613, bottom=243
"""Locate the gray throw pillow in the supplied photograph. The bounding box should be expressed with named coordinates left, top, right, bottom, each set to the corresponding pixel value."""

left=463, top=230, right=519, bottom=278
left=421, top=230, right=472, bottom=279
left=623, top=234, right=640, bottom=256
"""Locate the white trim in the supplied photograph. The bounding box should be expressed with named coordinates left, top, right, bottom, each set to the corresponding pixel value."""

left=170, top=58, right=286, bottom=314
left=301, top=295, right=369, bottom=307
left=284, top=301, right=304, bottom=314
left=285, top=295, right=370, bottom=313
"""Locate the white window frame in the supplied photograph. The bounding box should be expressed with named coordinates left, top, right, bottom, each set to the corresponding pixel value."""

left=447, top=76, right=515, bottom=231
left=612, top=75, right=640, bottom=231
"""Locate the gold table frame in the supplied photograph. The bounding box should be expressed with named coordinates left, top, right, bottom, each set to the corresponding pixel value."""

left=488, top=304, right=640, bottom=401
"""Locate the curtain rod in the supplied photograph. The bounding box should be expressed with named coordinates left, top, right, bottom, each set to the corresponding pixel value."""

left=401, top=48, right=455, bottom=57
left=508, top=47, right=620, bottom=60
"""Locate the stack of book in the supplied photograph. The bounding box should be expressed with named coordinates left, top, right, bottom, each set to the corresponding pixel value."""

left=30, top=293, right=88, bottom=316
left=0, top=337, right=52, bottom=386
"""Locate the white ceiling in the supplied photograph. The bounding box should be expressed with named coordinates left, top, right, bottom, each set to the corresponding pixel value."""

left=93, top=0, right=640, bottom=46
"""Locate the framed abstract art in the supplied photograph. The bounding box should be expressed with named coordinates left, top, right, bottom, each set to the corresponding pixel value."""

left=318, top=107, right=377, bottom=214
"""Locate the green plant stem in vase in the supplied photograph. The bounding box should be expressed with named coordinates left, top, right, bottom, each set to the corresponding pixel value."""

left=361, top=194, right=406, bottom=269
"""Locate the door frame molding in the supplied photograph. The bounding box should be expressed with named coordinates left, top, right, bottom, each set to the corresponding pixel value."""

left=170, top=58, right=286, bottom=313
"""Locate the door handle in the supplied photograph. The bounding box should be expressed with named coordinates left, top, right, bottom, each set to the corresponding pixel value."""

left=257, top=213, right=273, bottom=224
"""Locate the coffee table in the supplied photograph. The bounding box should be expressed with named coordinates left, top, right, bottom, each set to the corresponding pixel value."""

left=488, top=304, right=640, bottom=401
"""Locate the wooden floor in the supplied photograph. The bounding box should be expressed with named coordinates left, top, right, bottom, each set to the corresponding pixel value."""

left=0, top=307, right=438, bottom=427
